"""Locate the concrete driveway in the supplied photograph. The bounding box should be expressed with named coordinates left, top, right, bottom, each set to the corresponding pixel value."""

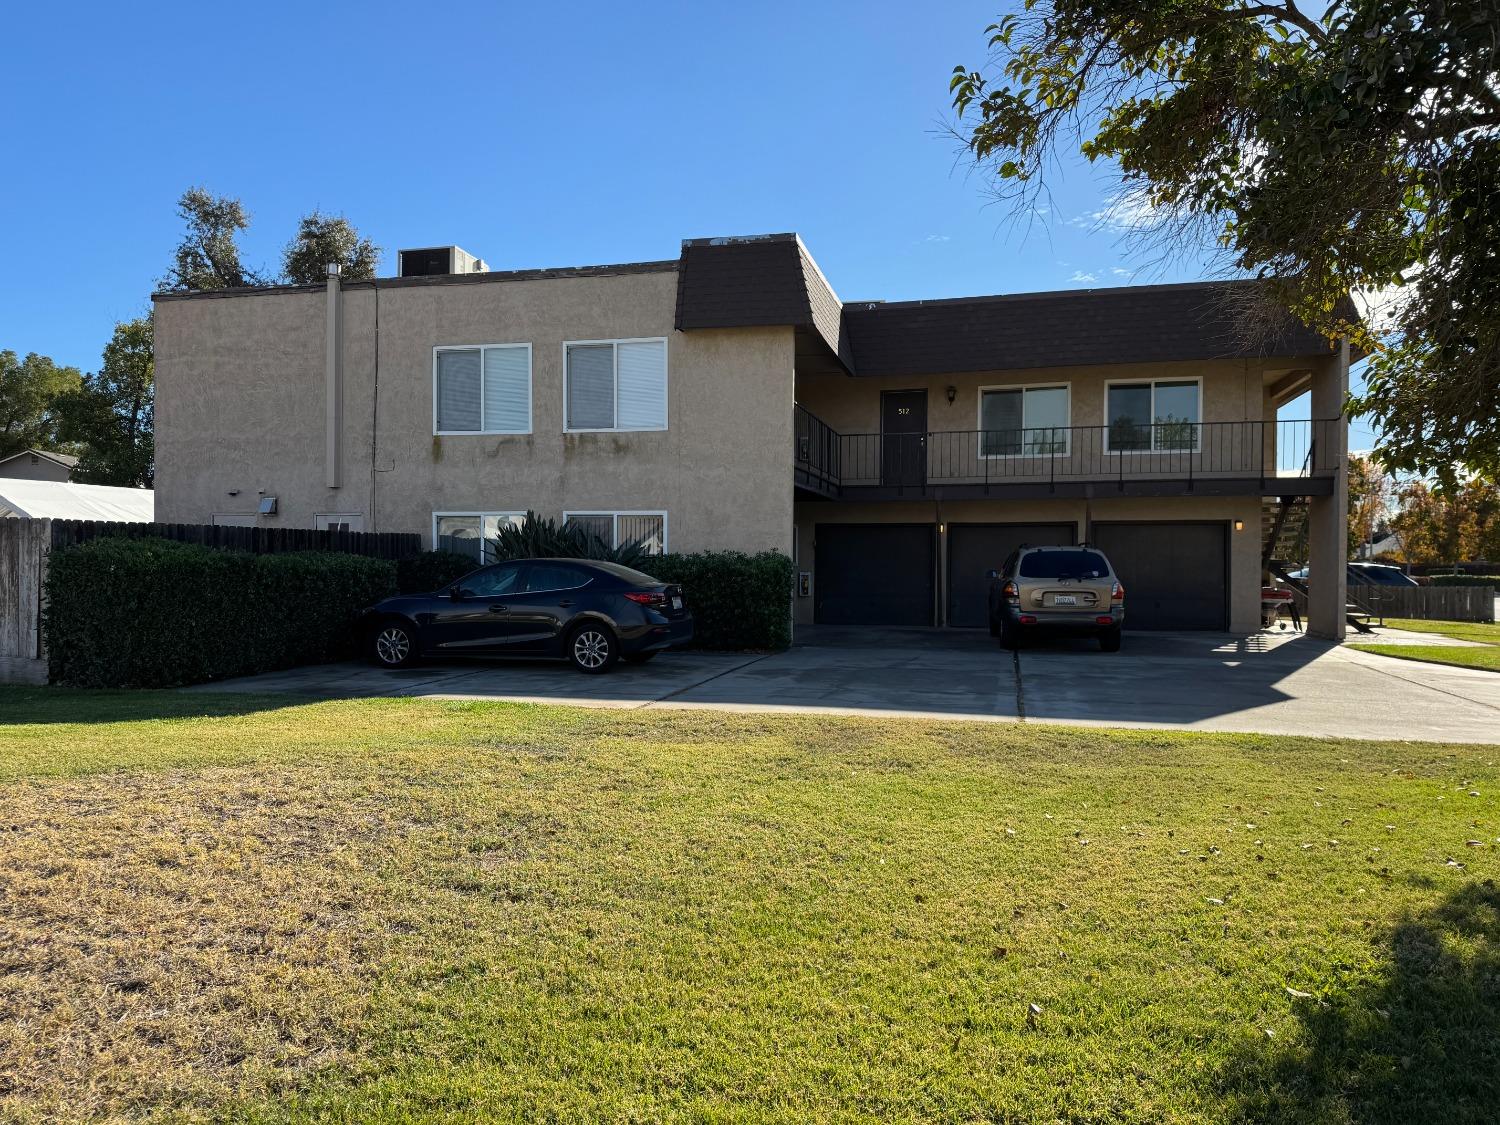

left=188, top=624, right=1500, bottom=743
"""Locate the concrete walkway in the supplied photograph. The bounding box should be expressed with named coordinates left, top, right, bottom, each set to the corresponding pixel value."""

left=187, top=624, right=1500, bottom=744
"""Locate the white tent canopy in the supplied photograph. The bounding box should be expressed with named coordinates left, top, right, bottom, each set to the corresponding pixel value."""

left=0, top=480, right=154, bottom=522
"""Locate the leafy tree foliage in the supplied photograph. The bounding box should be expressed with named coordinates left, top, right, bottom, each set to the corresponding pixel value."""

left=1390, top=477, right=1500, bottom=565
left=162, top=187, right=266, bottom=291
left=54, top=318, right=155, bottom=487
left=1348, top=454, right=1394, bottom=556
left=486, top=511, right=653, bottom=567
left=0, top=350, right=82, bottom=460
left=952, top=0, right=1500, bottom=476
left=282, top=211, right=380, bottom=285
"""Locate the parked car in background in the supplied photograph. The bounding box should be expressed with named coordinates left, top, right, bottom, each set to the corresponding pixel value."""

left=361, top=558, right=693, bottom=673
left=987, top=545, right=1125, bottom=651
left=1287, top=563, right=1419, bottom=588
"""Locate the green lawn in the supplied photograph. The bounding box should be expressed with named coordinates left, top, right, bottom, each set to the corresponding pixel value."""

left=1354, top=617, right=1500, bottom=673
left=1382, top=618, right=1500, bottom=646
left=1, top=689, right=1497, bottom=1123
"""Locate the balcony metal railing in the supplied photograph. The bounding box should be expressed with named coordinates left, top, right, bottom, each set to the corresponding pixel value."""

left=794, top=405, right=1341, bottom=496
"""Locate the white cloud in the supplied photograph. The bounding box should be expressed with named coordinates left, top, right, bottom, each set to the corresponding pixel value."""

left=1110, top=267, right=1133, bottom=278
left=1353, top=282, right=1409, bottom=334
left=1069, top=189, right=1159, bottom=234
left=1069, top=270, right=1098, bottom=284
left=921, top=234, right=950, bottom=244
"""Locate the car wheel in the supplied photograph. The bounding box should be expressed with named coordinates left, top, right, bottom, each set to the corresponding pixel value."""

left=568, top=623, right=618, bottom=674
left=371, top=620, right=417, bottom=668
left=1099, top=627, right=1122, bottom=653
left=622, top=651, right=658, bottom=664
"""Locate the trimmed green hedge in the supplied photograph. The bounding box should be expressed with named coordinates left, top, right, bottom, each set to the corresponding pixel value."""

left=1426, top=574, right=1500, bottom=588
left=44, top=538, right=396, bottom=688
left=638, top=551, right=794, bottom=651
left=396, top=550, right=478, bottom=594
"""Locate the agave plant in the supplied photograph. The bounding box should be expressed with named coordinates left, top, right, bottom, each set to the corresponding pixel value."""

left=486, top=511, right=653, bottom=568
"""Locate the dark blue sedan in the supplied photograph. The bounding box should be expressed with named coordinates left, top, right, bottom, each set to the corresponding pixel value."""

left=361, top=558, right=693, bottom=674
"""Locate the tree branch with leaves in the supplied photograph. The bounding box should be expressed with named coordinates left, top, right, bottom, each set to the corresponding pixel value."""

left=952, top=0, right=1500, bottom=477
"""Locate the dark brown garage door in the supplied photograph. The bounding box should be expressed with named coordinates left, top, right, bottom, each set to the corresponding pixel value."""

left=815, top=523, right=935, bottom=626
left=947, top=522, right=1076, bottom=628
left=1092, top=522, right=1228, bottom=631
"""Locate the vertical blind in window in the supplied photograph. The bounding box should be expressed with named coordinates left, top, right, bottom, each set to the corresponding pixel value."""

left=566, top=339, right=667, bottom=430
left=564, top=512, right=666, bottom=554
left=435, top=345, right=531, bottom=433
left=980, top=386, right=1069, bottom=455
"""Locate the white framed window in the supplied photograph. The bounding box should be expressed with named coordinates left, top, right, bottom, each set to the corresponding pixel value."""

left=1105, top=378, right=1202, bottom=452
left=433, top=344, right=532, bottom=435
left=978, top=384, right=1070, bottom=457
left=431, top=511, right=527, bottom=562
left=314, top=513, right=365, bottom=532
left=564, top=338, right=668, bottom=432
left=563, top=511, right=667, bottom=554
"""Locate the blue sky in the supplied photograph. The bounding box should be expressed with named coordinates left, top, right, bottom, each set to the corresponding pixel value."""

left=1, top=0, right=1371, bottom=446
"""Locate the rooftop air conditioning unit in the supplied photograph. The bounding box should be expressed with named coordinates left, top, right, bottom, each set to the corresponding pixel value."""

left=397, top=246, right=489, bottom=277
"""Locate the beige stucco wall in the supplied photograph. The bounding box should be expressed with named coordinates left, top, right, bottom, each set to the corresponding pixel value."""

left=795, top=357, right=1275, bottom=436
left=154, top=271, right=797, bottom=555
left=793, top=494, right=1264, bottom=633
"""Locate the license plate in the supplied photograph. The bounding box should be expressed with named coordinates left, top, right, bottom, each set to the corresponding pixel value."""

left=671, top=596, right=683, bottom=610
left=1053, top=595, right=1077, bottom=606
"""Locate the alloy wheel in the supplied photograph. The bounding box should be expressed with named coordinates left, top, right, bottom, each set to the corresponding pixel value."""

left=573, top=629, right=611, bottom=670
left=375, top=626, right=411, bottom=666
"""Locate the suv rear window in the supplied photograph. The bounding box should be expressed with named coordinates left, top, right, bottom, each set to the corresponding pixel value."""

left=1018, top=550, right=1110, bottom=579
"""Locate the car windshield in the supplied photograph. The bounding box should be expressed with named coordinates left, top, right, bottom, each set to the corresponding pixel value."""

left=1353, top=565, right=1416, bottom=587
left=1018, top=550, right=1110, bottom=579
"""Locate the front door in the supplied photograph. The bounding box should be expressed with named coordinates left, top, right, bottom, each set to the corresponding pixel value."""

left=881, top=390, right=927, bottom=488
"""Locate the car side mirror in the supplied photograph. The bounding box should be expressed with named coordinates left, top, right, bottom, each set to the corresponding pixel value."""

left=986, top=569, right=1000, bottom=581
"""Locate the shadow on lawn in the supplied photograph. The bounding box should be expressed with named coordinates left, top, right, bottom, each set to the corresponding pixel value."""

left=1220, top=880, right=1500, bottom=1123
left=0, top=685, right=310, bottom=725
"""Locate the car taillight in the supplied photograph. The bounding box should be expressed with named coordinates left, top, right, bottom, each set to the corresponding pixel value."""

left=1110, top=580, right=1124, bottom=602
left=1002, top=580, right=1019, bottom=601
left=624, top=591, right=669, bottom=608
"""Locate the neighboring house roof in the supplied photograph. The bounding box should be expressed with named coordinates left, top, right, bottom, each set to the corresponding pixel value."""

left=0, top=448, right=79, bottom=470
left=0, top=480, right=154, bottom=522
left=151, top=230, right=1346, bottom=376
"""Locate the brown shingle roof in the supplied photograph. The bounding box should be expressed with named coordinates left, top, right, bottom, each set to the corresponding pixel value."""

left=841, top=281, right=1341, bottom=377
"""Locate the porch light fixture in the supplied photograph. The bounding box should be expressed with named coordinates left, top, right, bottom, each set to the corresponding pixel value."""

left=1234, top=519, right=1245, bottom=531
left=946, top=385, right=957, bottom=405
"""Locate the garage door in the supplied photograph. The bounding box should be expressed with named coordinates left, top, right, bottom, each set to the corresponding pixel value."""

left=815, top=524, right=935, bottom=626
left=947, top=522, right=1076, bottom=628
left=1092, top=522, right=1228, bottom=631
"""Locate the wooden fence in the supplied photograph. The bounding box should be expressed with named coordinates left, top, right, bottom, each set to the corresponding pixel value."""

left=0, top=519, right=49, bottom=684
left=50, top=520, right=420, bottom=560
left=1350, top=584, right=1496, bottom=623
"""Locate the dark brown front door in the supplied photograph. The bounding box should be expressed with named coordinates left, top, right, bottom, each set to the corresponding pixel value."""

left=882, top=390, right=927, bottom=487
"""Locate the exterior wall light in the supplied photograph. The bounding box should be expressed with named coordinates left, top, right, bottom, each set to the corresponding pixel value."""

left=946, top=385, right=957, bottom=405
left=1234, top=519, right=1245, bottom=531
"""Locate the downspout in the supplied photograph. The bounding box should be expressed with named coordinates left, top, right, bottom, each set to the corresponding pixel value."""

left=325, top=263, right=343, bottom=490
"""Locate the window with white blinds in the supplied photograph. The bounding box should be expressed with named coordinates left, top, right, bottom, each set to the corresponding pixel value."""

left=564, top=338, right=667, bottom=431
left=563, top=511, right=667, bottom=554
left=434, top=345, right=532, bottom=434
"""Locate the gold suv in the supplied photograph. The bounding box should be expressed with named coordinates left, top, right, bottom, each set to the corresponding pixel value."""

left=987, top=545, right=1125, bottom=652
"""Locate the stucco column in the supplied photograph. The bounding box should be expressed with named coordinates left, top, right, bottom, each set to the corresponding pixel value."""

left=325, top=264, right=343, bottom=489
left=1306, top=338, right=1350, bottom=639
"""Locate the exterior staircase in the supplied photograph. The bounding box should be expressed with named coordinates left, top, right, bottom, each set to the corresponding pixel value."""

left=1261, top=497, right=1375, bottom=633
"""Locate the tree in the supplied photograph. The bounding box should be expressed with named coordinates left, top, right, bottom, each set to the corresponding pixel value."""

left=1348, top=454, right=1394, bottom=557
left=1388, top=476, right=1500, bottom=566
left=54, top=318, right=154, bottom=487
left=162, top=187, right=266, bottom=291
left=282, top=211, right=380, bottom=285
left=0, top=350, right=82, bottom=460
left=951, top=0, right=1500, bottom=477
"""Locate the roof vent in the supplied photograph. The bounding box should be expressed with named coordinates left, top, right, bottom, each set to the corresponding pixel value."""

left=398, top=246, right=488, bottom=278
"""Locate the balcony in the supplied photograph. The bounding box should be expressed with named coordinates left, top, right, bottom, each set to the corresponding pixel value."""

left=794, top=405, right=1340, bottom=501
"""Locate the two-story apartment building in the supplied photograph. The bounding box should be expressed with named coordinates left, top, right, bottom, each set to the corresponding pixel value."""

left=152, top=233, right=1351, bottom=640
